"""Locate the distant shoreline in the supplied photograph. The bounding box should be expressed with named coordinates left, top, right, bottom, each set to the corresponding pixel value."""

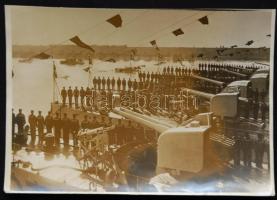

left=12, top=45, right=270, bottom=62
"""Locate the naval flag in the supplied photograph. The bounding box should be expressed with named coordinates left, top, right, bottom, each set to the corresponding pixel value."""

left=70, top=36, right=95, bottom=53
left=106, top=14, right=122, bottom=28
left=198, top=16, right=209, bottom=25
left=150, top=40, right=159, bottom=51
left=172, top=28, right=184, bottom=36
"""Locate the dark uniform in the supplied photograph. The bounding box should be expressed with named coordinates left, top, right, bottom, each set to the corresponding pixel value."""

left=28, top=110, right=37, bottom=145
left=117, top=78, right=121, bottom=91
left=16, top=109, right=26, bottom=135
left=242, top=134, right=252, bottom=168
left=73, top=87, right=79, bottom=108
left=128, top=78, right=132, bottom=91
left=86, top=87, right=92, bottom=106
left=37, top=111, right=45, bottom=145
left=71, top=115, right=80, bottom=147
left=133, top=79, right=138, bottom=91
left=53, top=113, right=62, bottom=147
left=61, top=114, right=71, bottom=148
left=45, top=111, right=53, bottom=133
left=233, top=134, right=242, bottom=167
left=102, top=77, right=106, bottom=90
left=81, top=116, right=90, bottom=129
left=255, top=135, right=265, bottom=168
left=97, top=77, right=101, bottom=90
left=80, top=87, right=85, bottom=107
left=122, top=78, right=126, bottom=91
left=93, top=77, right=97, bottom=89
left=261, top=101, right=267, bottom=122
left=61, top=87, right=67, bottom=106
left=111, top=77, right=115, bottom=90
left=68, top=87, right=73, bottom=107
left=107, top=77, right=111, bottom=90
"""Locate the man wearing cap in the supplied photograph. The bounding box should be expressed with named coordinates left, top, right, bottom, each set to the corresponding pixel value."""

left=45, top=111, right=53, bottom=133
left=71, top=114, right=80, bottom=147
left=53, top=112, right=62, bottom=147
left=28, top=110, right=37, bottom=145
left=16, top=109, right=26, bottom=135
left=61, top=87, right=67, bottom=106
left=81, top=115, right=90, bottom=130
left=37, top=111, right=45, bottom=145
left=73, top=86, right=79, bottom=108
left=68, top=86, right=73, bottom=107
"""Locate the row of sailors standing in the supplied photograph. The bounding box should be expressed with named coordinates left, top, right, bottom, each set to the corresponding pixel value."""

left=12, top=109, right=148, bottom=148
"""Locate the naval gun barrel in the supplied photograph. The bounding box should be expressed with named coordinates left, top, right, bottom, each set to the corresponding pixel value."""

left=191, top=74, right=225, bottom=86
left=113, top=107, right=174, bottom=133
left=220, top=69, right=248, bottom=78
left=182, top=88, right=215, bottom=100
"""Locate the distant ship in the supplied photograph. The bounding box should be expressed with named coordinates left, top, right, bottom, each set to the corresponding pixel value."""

left=18, top=58, right=33, bottom=63
left=115, top=65, right=145, bottom=73
left=60, top=58, right=84, bottom=66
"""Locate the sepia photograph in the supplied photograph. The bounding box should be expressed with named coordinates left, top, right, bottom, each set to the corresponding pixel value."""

left=4, top=6, right=275, bottom=195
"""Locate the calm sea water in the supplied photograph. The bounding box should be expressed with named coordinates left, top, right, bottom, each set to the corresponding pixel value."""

left=12, top=58, right=268, bottom=115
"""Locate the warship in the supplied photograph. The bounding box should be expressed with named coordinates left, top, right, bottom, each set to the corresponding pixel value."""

left=10, top=58, right=270, bottom=193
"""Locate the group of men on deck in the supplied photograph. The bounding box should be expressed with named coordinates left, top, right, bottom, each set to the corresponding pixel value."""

left=12, top=108, right=149, bottom=149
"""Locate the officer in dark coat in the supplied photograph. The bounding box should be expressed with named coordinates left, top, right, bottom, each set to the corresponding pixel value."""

left=128, top=78, right=132, bottom=91
left=68, top=87, right=73, bottom=107
left=80, top=87, right=85, bottom=107
left=242, top=133, right=252, bottom=168
left=142, top=72, right=146, bottom=82
left=138, top=71, right=143, bottom=82
left=146, top=72, right=150, bottom=80
left=86, top=87, right=92, bottom=106
left=61, top=113, right=71, bottom=148
left=117, top=78, right=121, bottom=91
left=102, top=77, right=106, bottom=90
left=97, top=76, right=101, bottom=90
left=93, top=77, right=97, bottom=89
left=16, top=109, right=26, bottom=136
left=107, top=77, right=111, bottom=90
left=122, top=78, right=126, bottom=91
left=28, top=110, right=37, bottom=145
left=81, top=115, right=90, bottom=129
left=111, top=77, right=116, bottom=90
left=133, top=79, right=138, bottom=91
left=53, top=112, right=62, bottom=147
left=71, top=114, right=80, bottom=147
left=37, top=111, right=45, bottom=145
left=45, top=111, right=53, bottom=133
left=73, top=87, right=79, bottom=108
left=61, top=87, right=67, bottom=106
left=233, top=134, right=242, bottom=167
left=261, top=100, right=267, bottom=122
left=255, top=134, right=265, bottom=169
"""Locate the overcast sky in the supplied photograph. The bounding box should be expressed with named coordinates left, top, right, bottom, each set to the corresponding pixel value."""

left=6, top=6, right=274, bottom=48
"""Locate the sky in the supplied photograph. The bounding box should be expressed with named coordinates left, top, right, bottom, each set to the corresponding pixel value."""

left=6, top=6, right=274, bottom=48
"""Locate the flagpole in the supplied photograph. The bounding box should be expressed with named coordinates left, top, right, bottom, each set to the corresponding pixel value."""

left=52, top=58, right=55, bottom=103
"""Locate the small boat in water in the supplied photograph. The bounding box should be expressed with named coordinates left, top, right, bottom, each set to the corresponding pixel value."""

left=18, top=58, right=33, bottom=63
left=115, top=65, right=144, bottom=74
left=60, top=58, right=84, bottom=66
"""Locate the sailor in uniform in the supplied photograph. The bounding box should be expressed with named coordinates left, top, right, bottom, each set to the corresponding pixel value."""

left=28, top=110, right=37, bottom=145
left=68, top=86, right=73, bottom=107
left=61, top=87, right=67, bottom=106
left=37, top=111, right=45, bottom=145
left=73, top=86, right=79, bottom=108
